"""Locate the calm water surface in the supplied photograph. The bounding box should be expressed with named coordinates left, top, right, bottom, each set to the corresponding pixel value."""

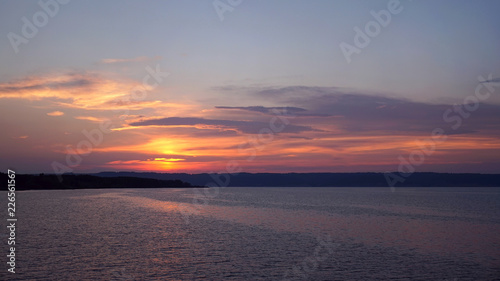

left=2, top=187, right=499, bottom=280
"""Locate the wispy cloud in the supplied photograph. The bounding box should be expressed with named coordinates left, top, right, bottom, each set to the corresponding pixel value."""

left=480, top=77, right=500, bottom=83
left=2, top=75, right=499, bottom=173
left=0, top=72, right=155, bottom=110
left=47, top=111, right=64, bottom=116
left=129, top=116, right=316, bottom=134
left=74, top=116, right=105, bottom=122
left=0, top=74, right=96, bottom=95
left=218, top=85, right=500, bottom=137
left=99, top=56, right=162, bottom=64
left=215, top=106, right=330, bottom=117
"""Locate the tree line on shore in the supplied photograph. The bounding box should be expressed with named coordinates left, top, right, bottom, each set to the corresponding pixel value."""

left=1, top=173, right=197, bottom=190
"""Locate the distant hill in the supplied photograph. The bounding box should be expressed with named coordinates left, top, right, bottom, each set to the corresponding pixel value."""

left=3, top=172, right=499, bottom=190
left=94, top=172, right=500, bottom=187
left=1, top=173, right=197, bottom=190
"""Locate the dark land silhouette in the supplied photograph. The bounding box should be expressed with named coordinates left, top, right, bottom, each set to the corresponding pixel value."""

left=3, top=172, right=500, bottom=190
left=1, top=173, right=197, bottom=190
left=95, top=171, right=500, bottom=187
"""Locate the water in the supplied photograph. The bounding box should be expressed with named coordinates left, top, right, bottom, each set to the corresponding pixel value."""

left=2, top=187, right=499, bottom=280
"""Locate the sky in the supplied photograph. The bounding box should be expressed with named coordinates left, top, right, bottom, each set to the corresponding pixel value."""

left=1, top=0, right=499, bottom=174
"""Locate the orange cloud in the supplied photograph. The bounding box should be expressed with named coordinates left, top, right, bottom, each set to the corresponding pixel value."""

left=47, top=111, right=64, bottom=116
left=2, top=74, right=499, bottom=174
left=0, top=72, right=154, bottom=110
left=74, top=116, right=108, bottom=122
left=105, top=157, right=190, bottom=172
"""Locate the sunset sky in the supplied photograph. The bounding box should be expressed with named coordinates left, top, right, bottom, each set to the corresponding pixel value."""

left=1, top=0, right=499, bottom=174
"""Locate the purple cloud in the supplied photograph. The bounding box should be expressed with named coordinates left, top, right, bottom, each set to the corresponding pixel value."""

left=129, top=117, right=316, bottom=134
